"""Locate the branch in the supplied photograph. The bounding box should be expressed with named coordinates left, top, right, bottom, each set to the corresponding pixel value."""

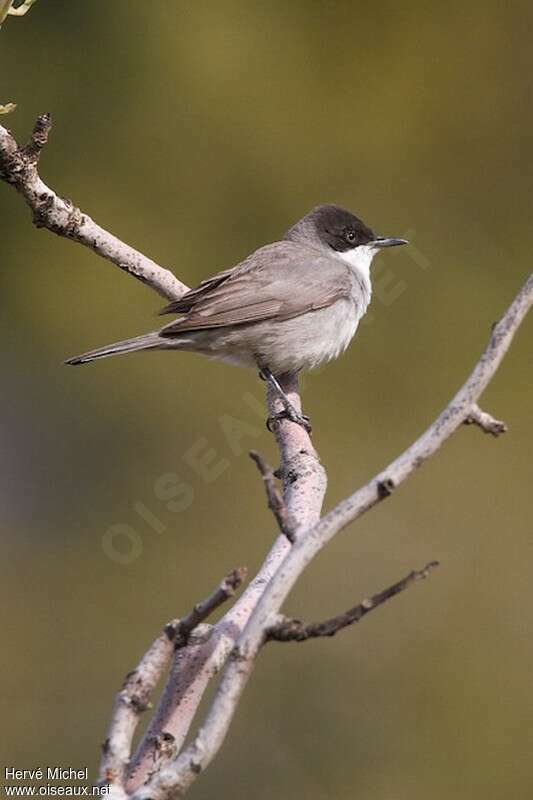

left=249, top=450, right=296, bottom=543
left=99, top=569, right=246, bottom=792
left=464, top=403, right=507, bottom=436
left=267, top=562, right=439, bottom=642
left=126, top=378, right=324, bottom=789
left=174, top=567, right=247, bottom=645
left=0, top=114, right=187, bottom=300
left=3, top=0, right=38, bottom=19
left=135, top=274, right=532, bottom=799
left=99, top=623, right=178, bottom=794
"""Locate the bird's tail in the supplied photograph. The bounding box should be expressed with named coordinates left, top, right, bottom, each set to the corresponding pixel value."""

left=65, top=332, right=162, bottom=365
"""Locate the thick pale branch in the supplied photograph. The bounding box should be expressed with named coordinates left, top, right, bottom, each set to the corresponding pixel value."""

left=135, top=274, right=532, bottom=799
left=268, top=562, right=439, bottom=642
left=126, top=544, right=291, bottom=791
left=0, top=114, right=187, bottom=300
left=100, top=569, right=246, bottom=791
left=99, top=622, right=179, bottom=791
left=126, top=379, right=324, bottom=789
left=249, top=450, right=296, bottom=543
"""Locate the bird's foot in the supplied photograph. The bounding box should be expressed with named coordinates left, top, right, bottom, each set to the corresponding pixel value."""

left=267, top=406, right=312, bottom=434
left=258, top=367, right=312, bottom=434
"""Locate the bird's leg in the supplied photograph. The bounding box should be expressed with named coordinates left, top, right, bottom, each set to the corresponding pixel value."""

left=259, top=368, right=312, bottom=434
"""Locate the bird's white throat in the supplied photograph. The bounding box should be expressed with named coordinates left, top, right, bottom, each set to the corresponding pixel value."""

left=337, top=244, right=376, bottom=281
left=337, top=244, right=376, bottom=294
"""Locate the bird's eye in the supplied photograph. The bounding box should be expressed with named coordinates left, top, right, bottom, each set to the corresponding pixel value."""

left=346, top=230, right=356, bottom=244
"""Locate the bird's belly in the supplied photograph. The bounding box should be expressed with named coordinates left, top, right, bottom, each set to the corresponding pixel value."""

left=240, top=298, right=359, bottom=373
left=174, top=298, right=360, bottom=374
left=273, top=298, right=359, bottom=371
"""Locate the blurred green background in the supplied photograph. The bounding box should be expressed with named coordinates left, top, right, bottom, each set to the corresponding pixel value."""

left=1, top=1, right=532, bottom=798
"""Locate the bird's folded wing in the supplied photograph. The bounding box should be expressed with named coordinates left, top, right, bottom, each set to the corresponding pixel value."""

left=159, top=243, right=353, bottom=336
left=159, top=267, right=236, bottom=315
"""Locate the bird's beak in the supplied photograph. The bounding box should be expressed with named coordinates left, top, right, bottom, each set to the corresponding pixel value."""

left=372, top=236, right=409, bottom=248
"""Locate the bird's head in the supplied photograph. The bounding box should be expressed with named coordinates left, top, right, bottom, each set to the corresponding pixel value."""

left=285, top=204, right=408, bottom=277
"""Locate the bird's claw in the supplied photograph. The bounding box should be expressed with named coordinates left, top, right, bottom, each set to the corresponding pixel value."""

left=266, top=408, right=312, bottom=434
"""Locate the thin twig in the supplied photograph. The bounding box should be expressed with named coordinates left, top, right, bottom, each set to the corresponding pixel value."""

left=267, top=562, right=439, bottom=642
left=249, top=450, right=296, bottom=543
left=464, top=403, right=507, bottom=436
left=21, top=111, right=52, bottom=162
left=173, top=567, right=248, bottom=647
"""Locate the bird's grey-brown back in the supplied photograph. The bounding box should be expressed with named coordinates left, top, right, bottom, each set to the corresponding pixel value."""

left=65, top=204, right=407, bottom=370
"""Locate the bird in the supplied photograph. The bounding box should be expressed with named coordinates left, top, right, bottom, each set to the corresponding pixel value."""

left=66, top=204, right=408, bottom=431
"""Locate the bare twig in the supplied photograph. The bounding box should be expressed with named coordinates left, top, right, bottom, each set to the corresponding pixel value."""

left=464, top=403, right=507, bottom=436
left=99, top=569, right=246, bottom=791
left=268, top=562, right=439, bottom=642
left=173, top=567, right=248, bottom=647
left=21, top=111, right=52, bottom=162
left=0, top=114, right=187, bottom=300
left=134, top=274, right=532, bottom=800
left=249, top=450, right=296, bottom=543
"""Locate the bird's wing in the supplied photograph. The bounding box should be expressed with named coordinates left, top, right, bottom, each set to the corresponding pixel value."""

left=159, top=242, right=353, bottom=336
left=159, top=267, right=236, bottom=315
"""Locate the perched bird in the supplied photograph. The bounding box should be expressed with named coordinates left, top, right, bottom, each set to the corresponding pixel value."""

left=66, top=204, right=407, bottom=430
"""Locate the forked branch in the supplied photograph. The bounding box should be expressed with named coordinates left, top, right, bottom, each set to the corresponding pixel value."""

left=135, top=273, right=532, bottom=799
left=99, top=569, right=246, bottom=792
